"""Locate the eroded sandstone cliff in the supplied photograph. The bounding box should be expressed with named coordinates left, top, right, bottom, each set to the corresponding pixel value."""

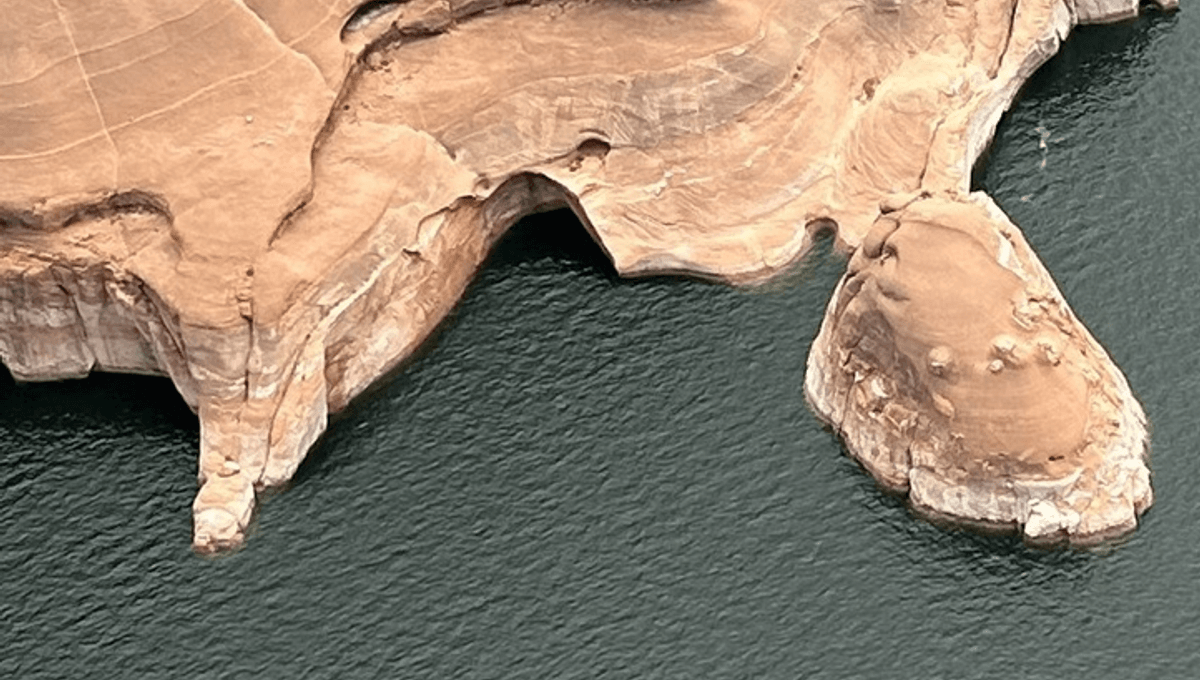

left=0, top=0, right=1172, bottom=551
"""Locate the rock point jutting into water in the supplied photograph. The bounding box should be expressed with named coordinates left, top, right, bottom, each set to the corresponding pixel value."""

left=0, top=0, right=1171, bottom=552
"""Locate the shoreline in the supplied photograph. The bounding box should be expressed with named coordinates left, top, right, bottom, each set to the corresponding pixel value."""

left=0, top=0, right=1172, bottom=551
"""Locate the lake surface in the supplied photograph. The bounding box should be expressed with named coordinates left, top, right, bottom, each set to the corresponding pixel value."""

left=3, top=9, right=1198, bottom=678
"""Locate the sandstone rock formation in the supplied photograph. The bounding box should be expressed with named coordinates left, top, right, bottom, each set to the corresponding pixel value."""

left=805, top=195, right=1152, bottom=544
left=0, top=0, right=1172, bottom=551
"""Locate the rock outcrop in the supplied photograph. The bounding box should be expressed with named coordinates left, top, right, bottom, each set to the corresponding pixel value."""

left=0, top=0, right=1172, bottom=551
left=804, top=195, right=1152, bottom=544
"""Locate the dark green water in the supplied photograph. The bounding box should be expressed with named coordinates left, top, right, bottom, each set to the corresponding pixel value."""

left=4, top=11, right=1198, bottom=678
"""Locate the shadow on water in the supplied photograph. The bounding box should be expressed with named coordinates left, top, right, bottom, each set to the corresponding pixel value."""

left=0, top=369, right=197, bottom=436
left=291, top=208, right=623, bottom=488
left=970, top=8, right=1176, bottom=191
left=1020, top=9, right=1172, bottom=93
left=485, top=208, right=623, bottom=279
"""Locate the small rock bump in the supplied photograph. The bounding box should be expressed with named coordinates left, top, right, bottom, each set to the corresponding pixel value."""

left=990, top=334, right=1024, bottom=369
left=870, top=375, right=890, bottom=399
left=928, top=345, right=954, bottom=377
left=1035, top=336, right=1062, bottom=365
left=988, top=359, right=1004, bottom=374
left=473, top=177, right=492, bottom=196
left=991, top=334, right=1017, bottom=357
left=861, top=216, right=900, bottom=259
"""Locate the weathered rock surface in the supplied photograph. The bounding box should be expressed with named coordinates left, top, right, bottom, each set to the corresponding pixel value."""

left=804, top=195, right=1151, bottom=544
left=0, top=0, right=1170, bottom=551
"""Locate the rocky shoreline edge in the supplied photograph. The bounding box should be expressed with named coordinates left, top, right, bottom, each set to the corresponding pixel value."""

left=0, top=0, right=1172, bottom=551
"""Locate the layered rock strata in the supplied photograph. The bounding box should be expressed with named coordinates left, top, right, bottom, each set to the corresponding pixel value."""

left=0, top=0, right=1170, bottom=551
left=804, top=196, right=1151, bottom=544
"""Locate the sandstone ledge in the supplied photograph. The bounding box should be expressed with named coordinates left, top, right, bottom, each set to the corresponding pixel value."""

left=0, top=0, right=1169, bottom=551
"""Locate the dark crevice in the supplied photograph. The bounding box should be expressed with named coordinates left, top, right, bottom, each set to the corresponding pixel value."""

left=1, top=190, right=171, bottom=232
left=0, top=206, right=39, bottom=230
left=63, top=190, right=172, bottom=228
left=341, top=0, right=407, bottom=40
left=991, top=0, right=1021, bottom=79
left=485, top=208, right=619, bottom=278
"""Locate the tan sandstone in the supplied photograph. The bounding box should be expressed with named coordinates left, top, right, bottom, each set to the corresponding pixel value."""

left=0, top=0, right=1171, bottom=551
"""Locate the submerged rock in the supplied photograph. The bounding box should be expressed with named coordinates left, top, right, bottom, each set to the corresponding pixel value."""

left=0, top=0, right=1167, bottom=550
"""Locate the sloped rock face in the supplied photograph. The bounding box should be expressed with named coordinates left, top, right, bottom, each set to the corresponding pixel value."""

left=804, top=196, right=1152, bottom=545
left=0, top=0, right=1169, bottom=551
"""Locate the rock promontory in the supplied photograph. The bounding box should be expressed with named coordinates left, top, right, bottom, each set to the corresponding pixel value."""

left=0, top=0, right=1170, bottom=551
left=805, top=195, right=1152, bottom=544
